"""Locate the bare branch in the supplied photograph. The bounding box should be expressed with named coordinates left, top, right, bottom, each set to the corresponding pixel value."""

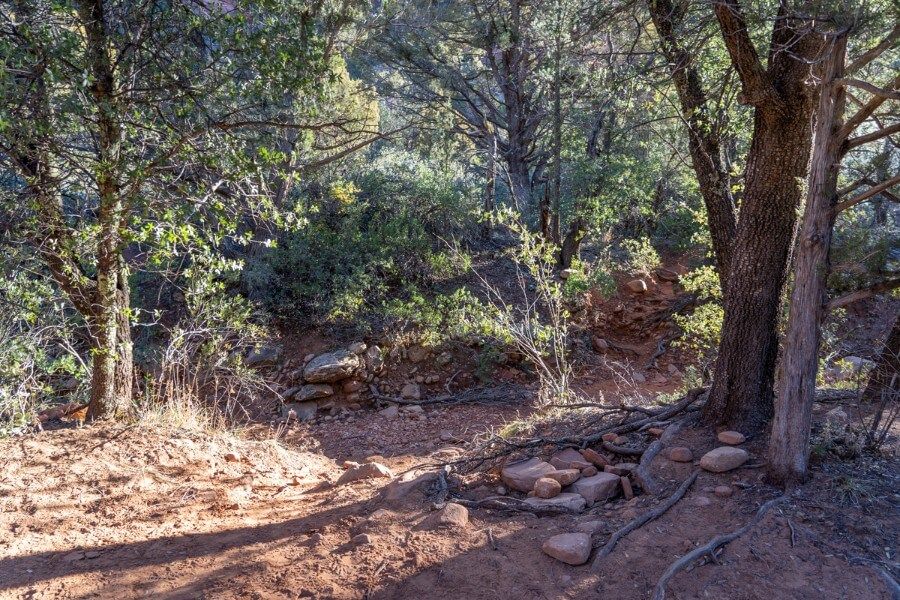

left=826, top=278, right=900, bottom=311
left=845, top=23, right=900, bottom=76
left=833, top=174, right=900, bottom=213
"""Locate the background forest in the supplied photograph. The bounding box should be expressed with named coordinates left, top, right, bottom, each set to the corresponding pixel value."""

left=0, top=0, right=898, bottom=494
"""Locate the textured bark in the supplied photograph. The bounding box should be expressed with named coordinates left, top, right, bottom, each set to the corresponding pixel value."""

left=768, top=35, right=847, bottom=487
left=863, top=314, right=900, bottom=403
left=703, top=3, right=823, bottom=431
left=648, top=0, right=737, bottom=291
left=559, top=216, right=585, bottom=269
left=78, top=0, right=133, bottom=420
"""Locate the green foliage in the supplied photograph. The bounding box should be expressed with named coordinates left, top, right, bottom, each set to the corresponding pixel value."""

left=674, top=265, right=723, bottom=363
left=620, top=236, right=662, bottom=275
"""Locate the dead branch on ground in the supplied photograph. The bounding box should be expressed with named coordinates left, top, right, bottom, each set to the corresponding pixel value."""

left=592, top=470, right=699, bottom=567
left=651, top=495, right=788, bottom=600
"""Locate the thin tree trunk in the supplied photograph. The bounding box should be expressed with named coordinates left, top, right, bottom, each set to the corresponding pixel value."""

left=483, top=131, right=497, bottom=239
left=768, top=34, right=847, bottom=487
left=863, top=314, right=900, bottom=403
left=703, top=3, right=823, bottom=431
left=559, top=216, right=585, bottom=269
left=648, top=0, right=737, bottom=292
left=549, top=1, right=563, bottom=245
left=78, top=0, right=132, bottom=420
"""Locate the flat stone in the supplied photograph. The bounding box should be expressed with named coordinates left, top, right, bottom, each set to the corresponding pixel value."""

left=699, top=447, right=749, bottom=473
left=580, top=448, right=610, bottom=467
left=542, top=533, right=591, bottom=565
left=534, top=477, right=562, bottom=499
left=550, top=448, right=592, bottom=470
left=667, top=447, right=693, bottom=462
left=524, top=493, right=586, bottom=513
left=501, top=458, right=557, bottom=493
left=303, top=350, right=361, bottom=383
left=336, top=462, right=393, bottom=485
left=569, top=472, right=620, bottom=505
left=296, top=384, right=334, bottom=401
left=427, top=503, right=468, bottom=528
left=604, top=463, right=636, bottom=476
left=545, top=469, right=581, bottom=486
left=717, top=431, right=746, bottom=445
left=352, top=533, right=371, bottom=545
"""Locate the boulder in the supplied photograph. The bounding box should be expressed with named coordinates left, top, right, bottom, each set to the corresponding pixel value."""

left=656, top=268, right=680, bottom=282
left=550, top=448, right=592, bottom=470
left=247, top=344, right=282, bottom=366
left=699, top=447, right=749, bottom=473
left=281, top=401, right=317, bottom=421
left=717, top=431, right=746, bottom=445
left=542, top=533, right=591, bottom=565
left=545, top=469, right=581, bottom=486
left=296, top=384, right=334, bottom=401
left=501, top=458, right=557, bottom=492
left=626, top=279, right=648, bottom=293
left=303, top=350, right=361, bottom=383
left=569, top=472, right=620, bottom=505
left=348, top=341, right=367, bottom=354
left=524, top=493, right=586, bottom=513
left=427, top=503, right=469, bottom=529
left=533, top=477, right=562, bottom=499
left=336, top=462, right=394, bottom=485
left=364, top=345, right=384, bottom=374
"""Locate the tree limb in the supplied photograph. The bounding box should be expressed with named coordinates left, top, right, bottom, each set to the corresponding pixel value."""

left=833, top=174, right=900, bottom=213
left=826, top=277, right=900, bottom=311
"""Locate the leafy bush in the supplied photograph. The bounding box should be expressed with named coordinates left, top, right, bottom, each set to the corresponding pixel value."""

left=673, top=265, right=723, bottom=365
left=620, top=236, right=662, bottom=275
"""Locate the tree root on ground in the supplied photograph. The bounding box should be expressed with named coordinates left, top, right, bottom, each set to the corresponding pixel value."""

left=634, top=417, right=692, bottom=495
left=449, top=495, right=582, bottom=516
left=651, top=495, right=788, bottom=600
left=591, top=470, right=699, bottom=567
left=369, top=383, right=529, bottom=406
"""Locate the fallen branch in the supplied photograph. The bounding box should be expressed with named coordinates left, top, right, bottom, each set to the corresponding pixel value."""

left=634, top=419, right=689, bottom=495
left=592, top=470, right=699, bottom=567
left=651, top=495, right=788, bottom=600
left=449, top=495, right=580, bottom=516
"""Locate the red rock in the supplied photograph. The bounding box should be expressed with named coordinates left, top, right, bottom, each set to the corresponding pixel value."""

left=626, top=279, right=648, bottom=293
left=620, top=476, right=634, bottom=500
left=714, top=485, right=734, bottom=498
left=699, top=447, right=749, bottom=473
left=542, top=533, right=592, bottom=565
left=601, top=432, right=618, bottom=443
left=581, top=466, right=598, bottom=477
left=648, top=427, right=665, bottom=437
left=545, top=469, right=581, bottom=486
left=500, top=458, right=557, bottom=492
left=580, top=448, right=610, bottom=467
left=549, top=448, right=592, bottom=470
left=570, top=472, right=620, bottom=505
left=667, top=447, right=694, bottom=462
left=533, top=477, right=562, bottom=499
left=717, top=431, right=746, bottom=445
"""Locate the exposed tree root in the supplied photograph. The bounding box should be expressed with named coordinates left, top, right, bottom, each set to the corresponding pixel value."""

left=591, top=470, right=699, bottom=567
left=449, top=495, right=581, bottom=516
left=651, top=495, right=788, bottom=600
left=633, top=418, right=690, bottom=495
left=601, top=441, right=646, bottom=456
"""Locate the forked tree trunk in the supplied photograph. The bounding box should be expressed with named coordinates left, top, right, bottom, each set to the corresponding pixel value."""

left=702, top=3, right=823, bottom=431
left=768, top=35, right=847, bottom=487
left=863, top=314, right=900, bottom=403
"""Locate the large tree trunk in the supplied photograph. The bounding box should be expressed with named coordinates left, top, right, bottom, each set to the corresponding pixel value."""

left=702, top=3, right=823, bottom=431
left=768, top=35, right=847, bottom=487
left=648, top=0, right=738, bottom=292
left=863, top=314, right=900, bottom=403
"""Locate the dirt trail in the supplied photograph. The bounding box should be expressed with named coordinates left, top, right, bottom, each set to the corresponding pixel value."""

left=1, top=410, right=895, bottom=599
